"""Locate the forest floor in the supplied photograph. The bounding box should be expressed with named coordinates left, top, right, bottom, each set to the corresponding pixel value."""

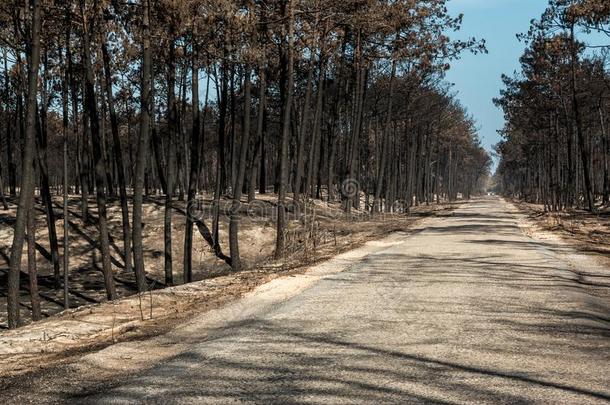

left=511, top=199, right=610, bottom=259
left=0, top=192, right=456, bottom=379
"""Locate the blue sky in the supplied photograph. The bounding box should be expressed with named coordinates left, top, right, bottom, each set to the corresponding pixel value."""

left=445, top=0, right=549, bottom=166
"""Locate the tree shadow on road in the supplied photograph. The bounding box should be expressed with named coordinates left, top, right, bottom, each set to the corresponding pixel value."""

left=59, top=240, right=610, bottom=404
left=64, top=316, right=610, bottom=404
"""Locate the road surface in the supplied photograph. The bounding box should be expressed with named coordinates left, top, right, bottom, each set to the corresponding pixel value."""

left=5, top=198, right=610, bottom=403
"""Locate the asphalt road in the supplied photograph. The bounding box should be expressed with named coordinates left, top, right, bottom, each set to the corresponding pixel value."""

left=5, top=198, right=610, bottom=404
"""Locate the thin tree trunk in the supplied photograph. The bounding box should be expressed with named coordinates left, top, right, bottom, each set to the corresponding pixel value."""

left=81, top=1, right=117, bottom=300
left=36, top=105, right=61, bottom=287
left=164, top=34, right=178, bottom=286
left=599, top=105, right=609, bottom=204
left=27, top=206, right=41, bottom=321
left=230, top=66, right=237, bottom=192
left=4, top=50, right=16, bottom=197
left=248, top=66, right=266, bottom=202
left=373, top=60, right=396, bottom=213
left=293, top=57, right=315, bottom=203
left=0, top=162, right=8, bottom=209
left=101, top=35, right=132, bottom=277
left=184, top=39, right=201, bottom=284
left=198, top=70, right=211, bottom=190
left=258, top=109, right=267, bottom=195
left=306, top=56, right=325, bottom=198
left=37, top=50, right=61, bottom=286
left=275, top=0, right=294, bottom=259
left=151, top=124, right=168, bottom=194
left=61, top=33, right=70, bottom=310
left=570, top=26, right=593, bottom=212
left=7, top=0, right=42, bottom=328
left=213, top=61, right=229, bottom=255
left=346, top=62, right=367, bottom=212
left=132, top=0, right=152, bottom=292
left=229, top=66, right=252, bottom=272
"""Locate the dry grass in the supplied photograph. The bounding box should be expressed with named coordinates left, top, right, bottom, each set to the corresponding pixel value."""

left=512, top=199, right=610, bottom=257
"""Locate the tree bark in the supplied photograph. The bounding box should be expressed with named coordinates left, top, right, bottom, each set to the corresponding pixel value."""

left=61, top=31, right=70, bottom=310
left=248, top=66, right=266, bottom=202
left=4, top=50, right=16, bottom=197
left=183, top=38, right=201, bottom=284
left=229, top=66, right=252, bottom=272
left=36, top=104, right=61, bottom=288
left=275, top=0, right=295, bottom=259
left=101, top=33, right=132, bottom=278
left=293, top=57, right=315, bottom=203
left=27, top=205, right=41, bottom=321
left=600, top=106, right=609, bottom=204
left=81, top=0, right=117, bottom=300
left=164, top=34, right=178, bottom=286
left=373, top=60, right=396, bottom=213
left=305, top=56, right=325, bottom=199
left=569, top=25, right=594, bottom=212
left=7, top=0, right=42, bottom=328
left=132, top=0, right=153, bottom=292
left=212, top=61, right=229, bottom=256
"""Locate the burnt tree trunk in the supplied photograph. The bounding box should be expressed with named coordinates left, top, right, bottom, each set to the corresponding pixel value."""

left=101, top=33, right=132, bottom=277
left=27, top=205, right=41, bottom=321
left=132, top=0, right=153, bottom=292
left=164, top=34, right=178, bottom=286
left=81, top=1, right=117, bottom=300
left=7, top=0, right=42, bottom=328
left=275, top=0, right=295, bottom=259
left=229, top=66, right=252, bottom=272
left=183, top=38, right=201, bottom=284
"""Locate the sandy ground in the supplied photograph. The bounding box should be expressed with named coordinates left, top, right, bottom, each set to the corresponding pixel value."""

left=1, top=196, right=609, bottom=403
left=0, top=193, right=278, bottom=326
left=513, top=199, right=610, bottom=260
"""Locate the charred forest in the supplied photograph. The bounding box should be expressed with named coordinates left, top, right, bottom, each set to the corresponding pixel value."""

left=495, top=0, right=610, bottom=212
left=0, top=0, right=492, bottom=329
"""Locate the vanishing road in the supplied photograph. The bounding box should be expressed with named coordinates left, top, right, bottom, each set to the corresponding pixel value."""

left=5, top=198, right=610, bottom=403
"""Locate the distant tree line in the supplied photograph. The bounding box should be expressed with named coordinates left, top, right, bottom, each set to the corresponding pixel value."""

left=0, top=0, right=490, bottom=328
